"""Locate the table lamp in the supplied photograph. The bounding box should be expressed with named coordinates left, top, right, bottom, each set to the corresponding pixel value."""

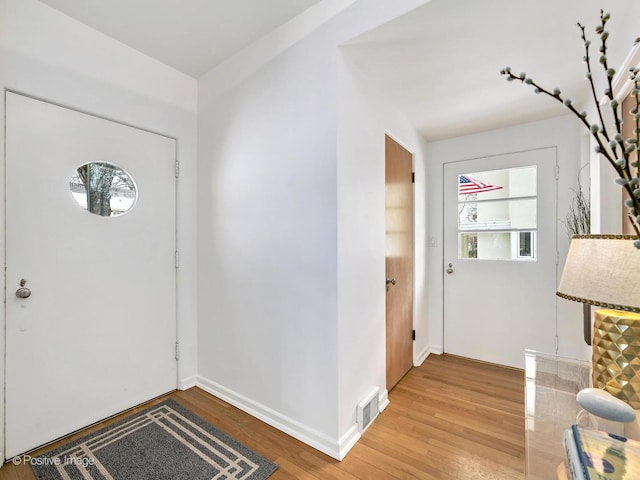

left=557, top=234, right=640, bottom=408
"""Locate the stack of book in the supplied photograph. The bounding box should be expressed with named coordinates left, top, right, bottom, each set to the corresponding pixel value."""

left=563, top=425, right=640, bottom=479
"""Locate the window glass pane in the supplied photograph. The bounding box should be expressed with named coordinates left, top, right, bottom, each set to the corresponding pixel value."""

left=458, top=231, right=536, bottom=261
left=518, top=231, right=534, bottom=258
left=459, top=233, right=478, bottom=259
left=457, top=165, right=537, bottom=261
left=69, top=162, right=137, bottom=217
left=459, top=198, right=537, bottom=230
left=458, top=165, right=537, bottom=202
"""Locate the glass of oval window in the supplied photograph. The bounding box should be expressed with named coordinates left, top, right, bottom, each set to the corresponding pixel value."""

left=69, top=162, right=137, bottom=216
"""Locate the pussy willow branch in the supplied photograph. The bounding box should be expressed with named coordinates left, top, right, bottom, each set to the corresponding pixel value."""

left=501, top=11, right=640, bottom=243
left=597, top=11, right=632, bottom=181
left=578, top=21, right=609, bottom=142
left=501, top=70, right=640, bottom=237
left=578, top=18, right=631, bottom=186
left=503, top=71, right=622, bottom=171
left=599, top=12, right=623, bottom=137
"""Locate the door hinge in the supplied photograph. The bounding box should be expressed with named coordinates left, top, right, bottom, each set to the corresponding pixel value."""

left=175, top=251, right=180, bottom=269
left=555, top=335, right=559, bottom=353
left=175, top=341, right=180, bottom=361
left=555, top=164, right=559, bottom=180
left=556, top=251, right=559, bottom=266
left=412, top=172, right=415, bottom=183
left=175, top=159, right=180, bottom=178
left=412, top=330, right=416, bottom=341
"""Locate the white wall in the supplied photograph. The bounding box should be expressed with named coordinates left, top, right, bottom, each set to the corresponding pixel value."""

left=337, top=50, right=429, bottom=450
left=197, top=19, right=341, bottom=455
left=427, top=116, right=591, bottom=362
left=0, top=0, right=199, bottom=460
left=196, top=0, right=430, bottom=460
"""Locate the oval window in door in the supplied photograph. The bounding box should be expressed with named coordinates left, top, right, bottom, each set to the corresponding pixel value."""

left=69, top=162, right=138, bottom=217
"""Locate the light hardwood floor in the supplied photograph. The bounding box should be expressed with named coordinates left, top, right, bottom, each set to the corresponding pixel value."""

left=1, top=354, right=525, bottom=479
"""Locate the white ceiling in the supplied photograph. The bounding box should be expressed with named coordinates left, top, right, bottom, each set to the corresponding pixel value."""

left=343, top=0, right=635, bottom=140
left=38, top=0, right=322, bottom=78
left=38, top=0, right=636, bottom=140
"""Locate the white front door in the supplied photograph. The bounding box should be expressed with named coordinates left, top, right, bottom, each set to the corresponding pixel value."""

left=443, top=148, right=557, bottom=368
left=5, top=92, right=177, bottom=458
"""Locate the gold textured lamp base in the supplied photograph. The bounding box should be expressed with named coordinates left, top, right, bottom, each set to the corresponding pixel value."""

left=592, top=308, right=640, bottom=408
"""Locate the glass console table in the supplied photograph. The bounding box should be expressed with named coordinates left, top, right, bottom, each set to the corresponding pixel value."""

left=524, top=350, right=626, bottom=479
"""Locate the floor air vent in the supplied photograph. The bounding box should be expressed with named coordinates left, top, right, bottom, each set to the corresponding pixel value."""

left=356, top=387, right=380, bottom=433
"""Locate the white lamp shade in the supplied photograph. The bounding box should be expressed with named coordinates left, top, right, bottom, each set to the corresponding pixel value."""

left=557, top=235, right=640, bottom=313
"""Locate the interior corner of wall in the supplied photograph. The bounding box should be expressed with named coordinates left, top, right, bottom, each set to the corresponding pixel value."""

left=337, top=424, right=360, bottom=461
left=178, top=375, right=197, bottom=391
left=414, top=345, right=430, bottom=366
left=430, top=344, right=443, bottom=356
left=378, top=388, right=390, bottom=412
left=414, top=344, right=442, bottom=367
left=337, top=386, right=389, bottom=460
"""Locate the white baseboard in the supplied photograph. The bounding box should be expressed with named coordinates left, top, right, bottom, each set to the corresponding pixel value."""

left=196, top=375, right=344, bottom=460
left=178, top=375, right=197, bottom=391
left=378, top=388, right=390, bottom=412
left=430, top=344, right=443, bottom=355
left=414, top=344, right=443, bottom=366
left=337, top=387, right=391, bottom=459
left=414, top=346, right=430, bottom=366
left=337, top=425, right=360, bottom=460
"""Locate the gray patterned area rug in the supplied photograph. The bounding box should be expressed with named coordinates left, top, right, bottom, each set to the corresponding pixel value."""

left=31, top=399, right=278, bottom=480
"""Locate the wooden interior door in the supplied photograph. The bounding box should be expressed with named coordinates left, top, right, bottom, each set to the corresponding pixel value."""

left=623, top=94, right=638, bottom=235
left=385, top=134, right=414, bottom=390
